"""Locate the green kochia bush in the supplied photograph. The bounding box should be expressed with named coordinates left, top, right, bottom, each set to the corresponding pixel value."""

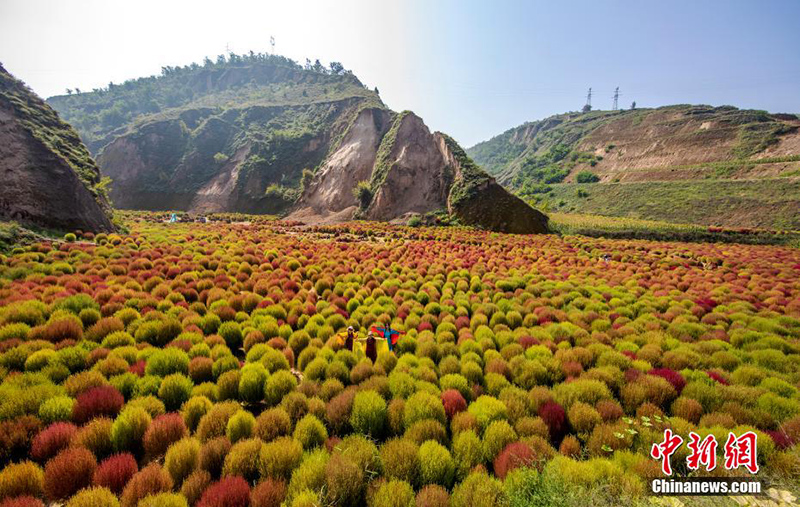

left=226, top=410, right=256, bottom=442
left=293, top=414, right=328, bottom=449
left=468, top=396, right=508, bottom=432
left=380, top=438, right=420, bottom=488
left=418, top=441, right=455, bottom=488
left=350, top=390, right=387, bottom=438
left=403, top=392, right=446, bottom=428
left=111, top=406, right=152, bottom=454
left=158, top=374, right=193, bottom=411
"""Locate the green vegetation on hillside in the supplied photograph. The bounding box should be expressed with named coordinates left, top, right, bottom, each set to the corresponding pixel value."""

left=543, top=178, right=800, bottom=230
left=48, top=53, right=381, bottom=153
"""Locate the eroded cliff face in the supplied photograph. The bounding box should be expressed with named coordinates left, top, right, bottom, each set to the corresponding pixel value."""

left=0, top=64, right=114, bottom=232
left=97, top=99, right=361, bottom=215
left=294, top=110, right=549, bottom=234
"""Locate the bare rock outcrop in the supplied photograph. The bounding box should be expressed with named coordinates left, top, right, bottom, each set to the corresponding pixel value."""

left=0, top=64, right=114, bottom=232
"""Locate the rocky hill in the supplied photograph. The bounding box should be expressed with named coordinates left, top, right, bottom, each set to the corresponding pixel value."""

left=49, top=54, right=548, bottom=233
left=467, top=105, right=800, bottom=229
left=0, top=64, right=114, bottom=232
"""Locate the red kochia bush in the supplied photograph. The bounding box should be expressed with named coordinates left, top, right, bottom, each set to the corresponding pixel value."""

left=198, top=476, right=251, bottom=507
left=538, top=401, right=567, bottom=445
left=43, top=447, right=97, bottom=501
left=250, top=478, right=287, bottom=507
left=0, top=416, right=42, bottom=464
left=0, top=497, right=45, bottom=507
left=441, top=389, right=467, bottom=420
left=648, top=368, right=686, bottom=394
left=93, top=453, right=138, bottom=494
left=143, top=413, right=188, bottom=459
left=494, top=442, right=536, bottom=479
left=72, top=385, right=125, bottom=423
left=30, top=422, right=78, bottom=463
left=706, top=370, right=730, bottom=385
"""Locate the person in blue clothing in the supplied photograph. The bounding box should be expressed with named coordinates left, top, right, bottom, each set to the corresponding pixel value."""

left=371, top=325, right=403, bottom=353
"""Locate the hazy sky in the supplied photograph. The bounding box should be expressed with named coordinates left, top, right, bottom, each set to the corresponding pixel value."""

left=1, top=0, right=799, bottom=147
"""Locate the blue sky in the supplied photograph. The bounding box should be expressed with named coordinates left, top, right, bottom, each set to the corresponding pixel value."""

left=1, top=0, right=799, bottom=146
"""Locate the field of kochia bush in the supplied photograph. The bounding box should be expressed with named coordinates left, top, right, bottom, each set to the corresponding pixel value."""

left=0, top=217, right=799, bottom=507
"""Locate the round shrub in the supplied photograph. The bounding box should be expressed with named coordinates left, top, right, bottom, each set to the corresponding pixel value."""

left=66, top=487, right=120, bottom=507
left=158, top=374, right=194, bottom=411
left=293, top=414, right=328, bottom=450
left=371, top=479, right=415, bottom=507
left=93, top=453, right=138, bottom=495
left=198, top=476, right=250, bottom=507
left=380, top=438, right=420, bottom=487
left=250, top=478, right=287, bottom=507
left=238, top=365, right=268, bottom=403
left=450, top=471, right=505, bottom=507
left=403, top=392, right=446, bottom=429
left=111, top=407, right=152, bottom=454
left=31, top=422, right=77, bottom=463
left=567, top=401, right=602, bottom=434
left=120, top=463, right=173, bottom=507
left=218, top=322, right=244, bottom=351
left=255, top=407, right=292, bottom=442
left=72, top=417, right=114, bottom=459
left=441, top=389, right=467, bottom=420
left=259, top=437, right=303, bottom=481
left=404, top=419, right=448, bottom=446
left=73, top=385, right=125, bottom=423
left=198, top=437, right=231, bottom=479
left=417, top=441, right=454, bottom=488
left=182, top=396, right=213, bottom=432
left=265, top=370, right=298, bottom=406
left=226, top=410, right=256, bottom=443
left=164, top=437, right=200, bottom=486
left=38, top=396, right=75, bottom=424
left=467, top=395, right=508, bottom=432
left=196, top=401, right=240, bottom=442
left=350, top=390, right=387, bottom=438
left=415, top=485, right=449, bottom=507
left=43, top=447, right=97, bottom=501
left=482, top=419, right=517, bottom=462
left=324, top=453, right=364, bottom=507
left=145, top=348, right=189, bottom=377
left=143, top=413, right=187, bottom=460
left=138, top=492, right=188, bottom=507
left=0, top=461, right=44, bottom=501
left=180, top=470, right=211, bottom=507
left=538, top=400, right=567, bottom=445
left=286, top=448, right=329, bottom=502
left=452, top=429, right=483, bottom=481
left=222, top=438, right=264, bottom=483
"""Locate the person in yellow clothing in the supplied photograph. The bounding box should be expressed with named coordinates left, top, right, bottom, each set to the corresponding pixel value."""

left=334, top=326, right=356, bottom=351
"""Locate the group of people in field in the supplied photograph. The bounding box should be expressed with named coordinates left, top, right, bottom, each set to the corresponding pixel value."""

left=335, top=325, right=403, bottom=362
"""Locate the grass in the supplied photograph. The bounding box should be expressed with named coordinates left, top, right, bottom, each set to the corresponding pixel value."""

left=541, top=178, right=800, bottom=231
left=548, top=213, right=800, bottom=246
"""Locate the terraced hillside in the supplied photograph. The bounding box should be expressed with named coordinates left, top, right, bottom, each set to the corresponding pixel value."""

left=467, top=106, right=800, bottom=229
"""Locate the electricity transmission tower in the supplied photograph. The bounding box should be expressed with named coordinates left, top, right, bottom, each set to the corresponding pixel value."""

left=270, top=36, right=276, bottom=54
left=583, top=87, right=592, bottom=112
left=612, top=87, right=620, bottom=111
